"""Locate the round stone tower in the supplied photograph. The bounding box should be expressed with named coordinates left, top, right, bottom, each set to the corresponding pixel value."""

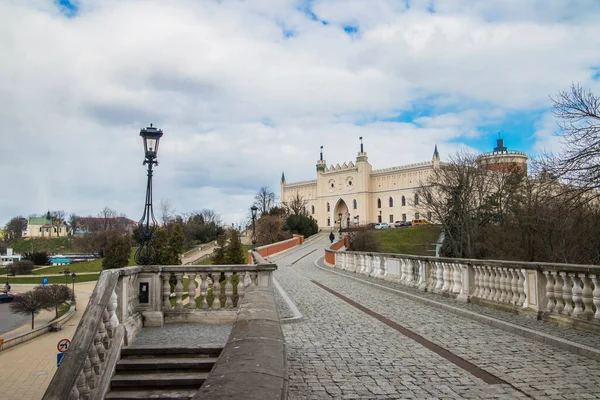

left=476, top=138, right=528, bottom=174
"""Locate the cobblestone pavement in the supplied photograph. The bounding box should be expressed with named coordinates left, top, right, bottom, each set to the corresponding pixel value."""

left=272, top=237, right=600, bottom=400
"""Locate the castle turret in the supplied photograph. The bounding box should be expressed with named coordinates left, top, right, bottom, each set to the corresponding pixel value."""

left=432, top=144, right=440, bottom=167
left=356, top=136, right=368, bottom=163
left=476, top=136, right=528, bottom=174
left=316, top=145, right=326, bottom=172
left=281, top=171, right=286, bottom=184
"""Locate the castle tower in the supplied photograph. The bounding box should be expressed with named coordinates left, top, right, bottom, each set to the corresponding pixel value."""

left=432, top=144, right=440, bottom=168
left=476, top=137, right=528, bottom=174
left=316, top=145, right=326, bottom=172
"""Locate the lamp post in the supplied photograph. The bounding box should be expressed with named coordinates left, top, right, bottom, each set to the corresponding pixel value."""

left=346, top=213, right=350, bottom=230
left=63, top=268, right=70, bottom=286
left=71, top=272, right=76, bottom=304
left=250, top=206, right=258, bottom=250
left=338, top=212, right=342, bottom=238
left=134, top=124, right=164, bottom=265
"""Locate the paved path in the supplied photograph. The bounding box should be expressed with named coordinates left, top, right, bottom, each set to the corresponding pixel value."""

left=271, top=236, right=600, bottom=400
left=0, top=284, right=94, bottom=400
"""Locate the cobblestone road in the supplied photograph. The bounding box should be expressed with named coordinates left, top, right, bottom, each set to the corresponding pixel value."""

left=272, top=236, right=600, bottom=400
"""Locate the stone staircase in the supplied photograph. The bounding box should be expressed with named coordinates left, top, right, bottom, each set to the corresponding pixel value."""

left=105, top=345, right=223, bottom=400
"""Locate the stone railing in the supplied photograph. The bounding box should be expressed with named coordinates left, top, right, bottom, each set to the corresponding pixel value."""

left=136, top=263, right=277, bottom=326
left=246, top=235, right=304, bottom=264
left=43, top=267, right=142, bottom=400
left=194, top=285, right=287, bottom=399
left=328, top=251, right=600, bottom=327
left=43, top=257, right=279, bottom=400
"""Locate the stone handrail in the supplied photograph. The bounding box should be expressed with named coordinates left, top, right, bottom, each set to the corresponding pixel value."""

left=328, top=251, right=600, bottom=326
left=43, top=266, right=142, bottom=400
left=193, top=285, right=287, bottom=399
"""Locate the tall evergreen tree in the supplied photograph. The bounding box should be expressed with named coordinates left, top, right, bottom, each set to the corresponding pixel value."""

left=225, top=230, right=245, bottom=265
left=212, top=234, right=228, bottom=265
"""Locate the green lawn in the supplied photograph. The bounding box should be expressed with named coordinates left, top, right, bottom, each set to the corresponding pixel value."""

left=11, top=237, right=76, bottom=254
left=374, top=225, right=442, bottom=256
left=6, top=273, right=101, bottom=285
left=30, top=248, right=138, bottom=275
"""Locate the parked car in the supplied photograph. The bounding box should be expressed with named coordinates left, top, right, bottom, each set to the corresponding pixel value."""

left=366, top=223, right=377, bottom=229
left=412, top=219, right=431, bottom=226
left=0, top=292, right=17, bottom=303
left=374, top=223, right=390, bottom=230
left=394, top=221, right=410, bottom=227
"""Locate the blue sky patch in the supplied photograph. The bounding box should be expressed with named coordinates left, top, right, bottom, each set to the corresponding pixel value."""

left=343, top=25, right=359, bottom=36
left=56, top=0, right=78, bottom=17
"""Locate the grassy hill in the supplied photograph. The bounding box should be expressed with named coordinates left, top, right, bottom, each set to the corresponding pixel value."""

left=373, top=225, right=442, bottom=256
left=10, top=237, right=77, bottom=254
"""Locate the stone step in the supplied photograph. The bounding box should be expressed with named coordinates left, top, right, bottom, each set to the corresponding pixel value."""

left=105, top=389, right=199, bottom=400
left=120, top=345, right=222, bottom=358
left=116, top=357, right=218, bottom=372
left=110, top=372, right=209, bottom=389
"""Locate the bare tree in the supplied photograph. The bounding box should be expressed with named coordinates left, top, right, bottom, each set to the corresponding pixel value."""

left=535, top=84, right=600, bottom=201
left=97, top=207, right=118, bottom=231
left=9, top=290, right=51, bottom=329
left=159, top=199, right=176, bottom=227
left=4, top=216, right=27, bottom=241
left=68, top=213, right=79, bottom=236
left=49, top=210, right=66, bottom=237
left=254, top=187, right=276, bottom=215
left=35, top=284, right=72, bottom=318
left=283, top=193, right=308, bottom=216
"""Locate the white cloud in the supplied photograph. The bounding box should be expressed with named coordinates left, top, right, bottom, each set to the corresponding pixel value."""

left=1, top=0, right=600, bottom=226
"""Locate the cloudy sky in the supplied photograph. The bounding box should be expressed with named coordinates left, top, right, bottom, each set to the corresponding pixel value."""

left=2, top=0, right=600, bottom=228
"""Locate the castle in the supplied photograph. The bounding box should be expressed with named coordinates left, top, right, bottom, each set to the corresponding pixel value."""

left=280, top=138, right=527, bottom=229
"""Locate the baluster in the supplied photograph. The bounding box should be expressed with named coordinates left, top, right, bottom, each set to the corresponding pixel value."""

left=571, top=273, right=584, bottom=316
left=499, top=269, right=508, bottom=303
left=95, top=328, right=106, bottom=360
left=591, top=275, right=600, bottom=320
left=109, top=289, right=119, bottom=328
left=88, top=344, right=101, bottom=377
left=83, top=354, right=93, bottom=390
left=224, top=272, right=234, bottom=308
left=212, top=273, right=222, bottom=309
left=76, top=369, right=90, bottom=400
left=543, top=271, right=555, bottom=312
left=441, top=263, right=450, bottom=293
left=187, top=273, right=197, bottom=309
left=488, top=267, right=497, bottom=301
left=435, top=262, right=443, bottom=292
left=400, top=260, right=407, bottom=282
left=250, top=271, right=258, bottom=286
left=482, top=267, right=491, bottom=300
left=406, top=260, right=414, bottom=284
left=237, top=271, right=246, bottom=305
left=580, top=273, right=594, bottom=317
left=381, top=257, right=387, bottom=277
left=494, top=268, right=503, bottom=302
left=561, top=272, right=573, bottom=315
left=472, top=266, right=480, bottom=298
left=509, top=269, right=518, bottom=305
left=162, top=273, right=172, bottom=309
left=452, top=265, right=462, bottom=294
left=199, top=273, right=208, bottom=309
left=517, top=269, right=526, bottom=306
left=102, top=309, right=112, bottom=346
left=552, top=272, right=564, bottom=314
left=175, top=273, right=184, bottom=310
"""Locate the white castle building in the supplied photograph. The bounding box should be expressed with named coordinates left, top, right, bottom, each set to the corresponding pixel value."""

left=280, top=140, right=441, bottom=229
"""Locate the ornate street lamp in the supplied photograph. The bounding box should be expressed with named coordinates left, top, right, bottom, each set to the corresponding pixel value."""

left=71, top=272, right=76, bottom=303
left=338, top=212, right=342, bottom=237
left=135, top=124, right=164, bottom=265
left=250, top=205, right=258, bottom=250
left=346, top=213, right=350, bottom=229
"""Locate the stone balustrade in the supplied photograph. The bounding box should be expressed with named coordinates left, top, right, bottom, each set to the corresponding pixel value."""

left=43, top=267, right=142, bottom=400
left=330, top=251, right=600, bottom=327
left=43, top=257, right=278, bottom=400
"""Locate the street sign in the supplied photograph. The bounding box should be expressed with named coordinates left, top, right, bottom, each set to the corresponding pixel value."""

left=57, top=338, right=71, bottom=353
left=57, top=353, right=65, bottom=367
left=42, top=278, right=49, bottom=285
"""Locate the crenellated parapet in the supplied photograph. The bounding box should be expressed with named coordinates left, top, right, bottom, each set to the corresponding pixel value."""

left=323, top=161, right=356, bottom=173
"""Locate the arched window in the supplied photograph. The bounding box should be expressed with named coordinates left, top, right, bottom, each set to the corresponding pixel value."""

left=414, top=194, right=419, bottom=205
left=377, top=198, right=381, bottom=208
left=311, top=205, right=315, bottom=214
left=401, top=196, right=406, bottom=206
left=353, top=199, right=357, bottom=209
left=326, top=202, right=330, bottom=212
left=389, top=197, right=394, bottom=207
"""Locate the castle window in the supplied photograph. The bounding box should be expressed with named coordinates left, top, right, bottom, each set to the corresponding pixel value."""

left=389, top=215, right=393, bottom=223
left=389, top=197, right=393, bottom=207
left=415, top=212, right=420, bottom=219
left=311, top=205, right=315, bottom=215
left=427, top=211, right=432, bottom=220
left=402, top=213, right=406, bottom=222
left=377, top=198, right=381, bottom=208
left=327, top=202, right=330, bottom=212
left=401, top=196, right=406, bottom=206
left=327, top=218, right=331, bottom=226
left=414, top=194, right=419, bottom=205
left=353, top=199, right=357, bottom=209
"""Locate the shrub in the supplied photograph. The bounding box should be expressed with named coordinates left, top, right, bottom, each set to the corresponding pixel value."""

left=5, top=260, right=35, bottom=276
left=102, top=232, right=131, bottom=269
left=286, top=214, right=318, bottom=238
left=23, top=251, right=51, bottom=266
left=347, top=229, right=380, bottom=252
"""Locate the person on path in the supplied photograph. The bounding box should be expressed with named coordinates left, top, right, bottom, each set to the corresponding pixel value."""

left=4, top=282, right=10, bottom=294
left=329, top=231, right=335, bottom=243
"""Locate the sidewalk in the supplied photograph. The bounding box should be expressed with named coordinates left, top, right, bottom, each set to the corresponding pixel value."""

left=0, top=283, right=96, bottom=400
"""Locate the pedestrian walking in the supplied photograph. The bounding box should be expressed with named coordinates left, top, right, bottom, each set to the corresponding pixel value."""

left=329, top=231, right=335, bottom=243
